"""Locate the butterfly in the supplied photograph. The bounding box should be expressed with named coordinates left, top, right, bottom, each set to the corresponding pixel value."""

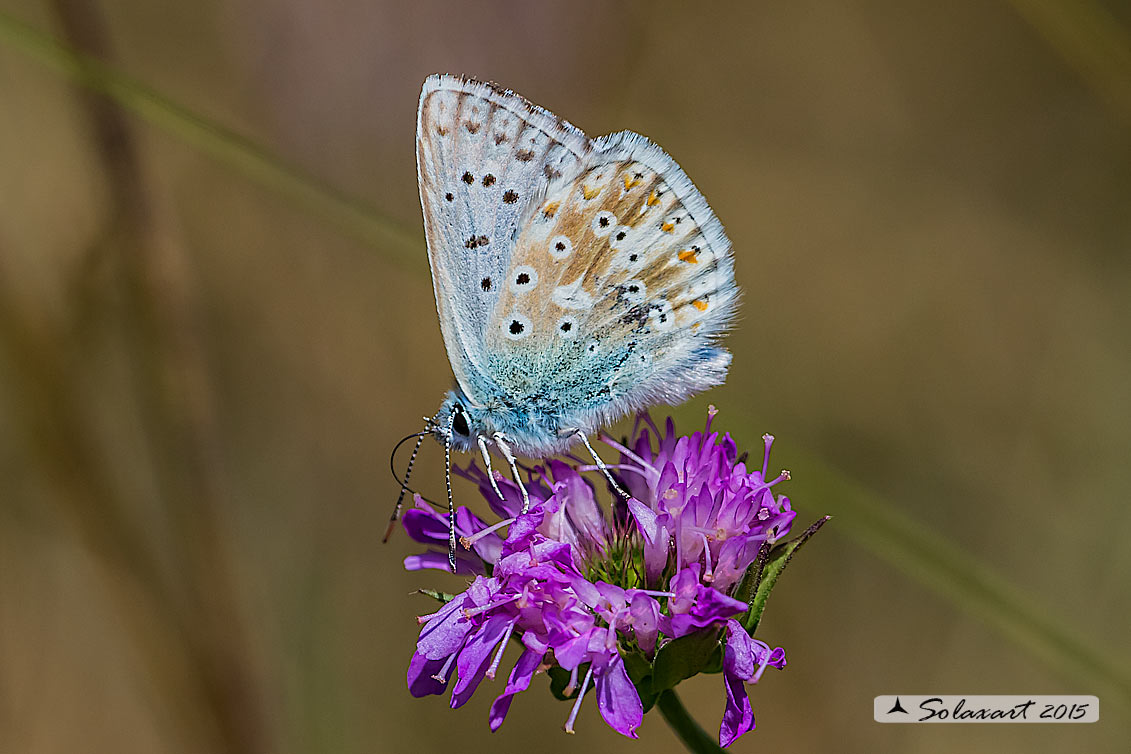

left=389, top=74, right=738, bottom=567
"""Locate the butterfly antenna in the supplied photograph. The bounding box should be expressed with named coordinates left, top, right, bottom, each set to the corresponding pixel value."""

left=445, top=412, right=457, bottom=572
left=384, top=430, right=428, bottom=543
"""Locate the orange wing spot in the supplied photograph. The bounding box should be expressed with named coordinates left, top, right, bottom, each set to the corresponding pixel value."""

left=661, top=222, right=675, bottom=233
left=692, top=299, right=709, bottom=311
left=691, top=322, right=702, bottom=331
left=677, top=249, right=700, bottom=264
left=582, top=185, right=600, bottom=200
left=542, top=201, right=561, bottom=218
left=646, top=190, right=660, bottom=206
left=623, top=174, right=641, bottom=190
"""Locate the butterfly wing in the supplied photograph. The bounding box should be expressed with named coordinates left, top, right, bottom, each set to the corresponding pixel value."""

left=417, top=75, right=592, bottom=402
left=488, top=130, right=737, bottom=433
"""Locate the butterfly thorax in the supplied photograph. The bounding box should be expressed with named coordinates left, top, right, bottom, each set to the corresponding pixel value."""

left=433, top=388, right=579, bottom=457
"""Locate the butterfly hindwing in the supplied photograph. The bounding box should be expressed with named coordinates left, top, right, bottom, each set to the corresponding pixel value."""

left=488, top=130, right=737, bottom=428
left=417, top=75, right=591, bottom=400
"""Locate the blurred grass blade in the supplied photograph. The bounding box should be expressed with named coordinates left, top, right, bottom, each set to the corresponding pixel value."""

left=0, top=10, right=422, bottom=266
left=1005, top=0, right=1131, bottom=123
left=786, top=447, right=1131, bottom=703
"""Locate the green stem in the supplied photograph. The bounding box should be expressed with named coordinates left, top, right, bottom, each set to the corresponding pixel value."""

left=657, top=690, right=725, bottom=754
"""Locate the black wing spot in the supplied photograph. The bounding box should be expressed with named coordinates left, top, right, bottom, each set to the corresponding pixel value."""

left=629, top=253, right=638, bottom=262
left=555, top=241, right=566, bottom=251
left=445, top=192, right=454, bottom=202
left=503, top=190, right=519, bottom=204
left=481, top=277, right=492, bottom=291
left=509, top=320, right=525, bottom=335
left=477, top=235, right=489, bottom=247
left=516, top=272, right=530, bottom=285
left=615, top=231, right=626, bottom=241
left=560, top=322, right=572, bottom=332
left=598, top=216, right=610, bottom=227
left=462, top=172, right=474, bottom=184
left=483, top=174, right=496, bottom=187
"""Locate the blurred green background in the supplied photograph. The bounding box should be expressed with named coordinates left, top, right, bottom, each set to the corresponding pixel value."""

left=1, top=1, right=1129, bottom=752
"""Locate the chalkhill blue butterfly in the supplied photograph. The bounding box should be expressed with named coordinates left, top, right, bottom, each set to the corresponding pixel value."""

left=389, top=74, right=739, bottom=567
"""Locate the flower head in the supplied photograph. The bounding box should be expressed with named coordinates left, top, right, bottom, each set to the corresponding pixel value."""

left=402, top=409, right=805, bottom=746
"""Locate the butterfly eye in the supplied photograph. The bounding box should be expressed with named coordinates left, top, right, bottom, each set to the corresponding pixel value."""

left=452, top=410, right=470, bottom=437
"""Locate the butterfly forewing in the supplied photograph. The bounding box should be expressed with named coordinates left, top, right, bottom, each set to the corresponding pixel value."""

left=417, top=75, right=591, bottom=401
left=419, top=75, right=737, bottom=442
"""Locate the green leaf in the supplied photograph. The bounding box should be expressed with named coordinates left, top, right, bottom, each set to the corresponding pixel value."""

left=548, top=665, right=583, bottom=701
left=701, top=643, right=724, bottom=674
left=621, top=649, right=658, bottom=713
left=415, top=588, right=457, bottom=604
left=651, top=630, right=722, bottom=692
left=740, top=516, right=831, bottom=634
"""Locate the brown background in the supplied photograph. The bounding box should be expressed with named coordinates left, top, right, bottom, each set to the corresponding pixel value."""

left=1, top=1, right=1129, bottom=752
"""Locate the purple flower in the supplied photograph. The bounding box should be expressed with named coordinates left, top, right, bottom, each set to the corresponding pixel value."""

left=400, top=409, right=799, bottom=746
left=720, top=619, right=787, bottom=746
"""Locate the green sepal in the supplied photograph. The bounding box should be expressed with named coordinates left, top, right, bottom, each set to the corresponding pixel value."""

left=738, top=516, right=831, bottom=634
left=415, top=588, right=457, bottom=604
left=650, top=629, right=723, bottom=693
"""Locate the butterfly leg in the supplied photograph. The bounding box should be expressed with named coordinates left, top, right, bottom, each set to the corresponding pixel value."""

left=574, top=430, right=633, bottom=503
left=476, top=434, right=506, bottom=501
left=492, top=433, right=531, bottom=513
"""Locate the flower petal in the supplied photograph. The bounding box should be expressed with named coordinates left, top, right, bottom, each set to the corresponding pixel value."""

left=403, top=551, right=482, bottom=575
left=628, top=592, right=659, bottom=654
left=416, top=592, right=474, bottom=660
left=488, top=648, right=542, bottom=731
left=720, top=655, right=754, bottom=746
left=720, top=619, right=758, bottom=746
left=406, top=651, right=452, bottom=697
left=595, top=653, right=643, bottom=738
left=451, top=615, right=512, bottom=708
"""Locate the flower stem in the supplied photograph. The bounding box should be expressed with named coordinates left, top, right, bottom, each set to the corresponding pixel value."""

left=657, top=690, right=725, bottom=753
